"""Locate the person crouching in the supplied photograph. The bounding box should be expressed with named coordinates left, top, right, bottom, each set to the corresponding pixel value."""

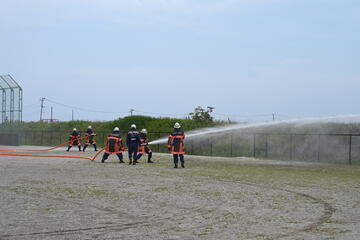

left=101, top=127, right=124, bottom=163
left=83, top=126, right=98, bottom=152
left=66, top=128, right=82, bottom=152
left=137, top=129, right=154, bottom=163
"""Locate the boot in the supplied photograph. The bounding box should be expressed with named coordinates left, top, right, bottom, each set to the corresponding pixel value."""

left=181, top=162, right=185, bottom=168
left=83, top=145, right=87, bottom=152
left=147, top=152, right=154, bottom=163
left=94, top=144, right=98, bottom=151
left=78, top=146, right=82, bottom=151
left=101, top=158, right=105, bottom=163
left=133, top=160, right=136, bottom=165
left=119, top=159, right=124, bottom=163
left=174, top=163, right=178, bottom=168
left=66, top=146, right=71, bottom=152
left=129, top=159, right=132, bottom=165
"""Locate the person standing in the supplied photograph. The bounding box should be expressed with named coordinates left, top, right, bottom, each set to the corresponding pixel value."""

left=82, top=126, right=98, bottom=151
left=101, top=127, right=124, bottom=163
left=137, top=129, right=154, bottom=163
left=167, top=123, right=185, bottom=168
left=66, top=128, right=82, bottom=152
left=126, top=124, right=141, bottom=165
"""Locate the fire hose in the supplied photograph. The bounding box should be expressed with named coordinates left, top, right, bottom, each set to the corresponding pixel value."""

left=0, top=138, right=85, bottom=152
left=0, top=138, right=127, bottom=161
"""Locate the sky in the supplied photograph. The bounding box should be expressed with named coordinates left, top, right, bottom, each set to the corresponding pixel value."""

left=0, top=0, right=359, bottom=122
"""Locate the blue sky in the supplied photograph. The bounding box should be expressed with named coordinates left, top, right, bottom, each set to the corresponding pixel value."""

left=0, top=0, right=359, bottom=122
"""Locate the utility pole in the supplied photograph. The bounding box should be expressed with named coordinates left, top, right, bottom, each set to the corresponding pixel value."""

left=129, top=109, right=135, bottom=117
left=39, top=97, right=45, bottom=122
left=72, top=109, right=74, bottom=121
left=272, top=113, right=275, bottom=121
left=50, top=107, right=53, bottom=122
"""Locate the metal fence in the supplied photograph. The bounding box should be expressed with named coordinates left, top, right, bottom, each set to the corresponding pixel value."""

left=12, top=130, right=171, bottom=153
left=186, top=133, right=360, bottom=165
left=1, top=130, right=359, bottom=165
left=0, top=74, right=23, bottom=123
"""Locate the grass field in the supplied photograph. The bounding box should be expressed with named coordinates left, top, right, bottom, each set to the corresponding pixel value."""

left=1, top=146, right=360, bottom=240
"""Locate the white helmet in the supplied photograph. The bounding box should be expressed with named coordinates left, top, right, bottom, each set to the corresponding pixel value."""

left=88, top=125, right=92, bottom=129
left=174, top=122, right=181, bottom=129
left=141, top=129, right=147, bottom=134
left=73, top=128, right=77, bottom=131
left=131, top=124, right=136, bottom=129
left=113, top=127, right=120, bottom=132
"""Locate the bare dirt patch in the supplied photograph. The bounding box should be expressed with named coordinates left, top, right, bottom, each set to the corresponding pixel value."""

left=1, top=146, right=360, bottom=239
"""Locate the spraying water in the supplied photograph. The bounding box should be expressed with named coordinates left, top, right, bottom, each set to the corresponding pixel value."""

left=148, top=114, right=360, bottom=145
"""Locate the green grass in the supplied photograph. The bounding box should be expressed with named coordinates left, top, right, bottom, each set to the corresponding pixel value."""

left=153, top=154, right=360, bottom=190
left=188, top=160, right=360, bottom=186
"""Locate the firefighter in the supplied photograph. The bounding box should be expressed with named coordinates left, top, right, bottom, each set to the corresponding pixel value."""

left=82, top=126, right=98, bottom=151
left=167, top=122, right=185, bottom=168
left=66, top=128, right=82, bottom=151
left=101, top=127, right=124, bottom=163
left=137, top=129, right=154, bottom=163
left=126, top=124, right=141, bottom=165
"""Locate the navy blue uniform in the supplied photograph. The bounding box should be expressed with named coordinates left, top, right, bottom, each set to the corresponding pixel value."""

left=126, top=130, right=141, bottom=164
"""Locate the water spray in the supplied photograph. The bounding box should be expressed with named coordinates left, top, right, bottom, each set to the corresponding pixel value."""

left=148, top=114, right=360, bottom=145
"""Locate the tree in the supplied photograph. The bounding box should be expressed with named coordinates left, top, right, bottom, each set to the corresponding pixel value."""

left=189, top=106, right=215, bottom=122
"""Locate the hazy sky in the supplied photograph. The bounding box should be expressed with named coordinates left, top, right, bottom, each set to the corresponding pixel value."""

left=1, top=0, right=359, bottom=122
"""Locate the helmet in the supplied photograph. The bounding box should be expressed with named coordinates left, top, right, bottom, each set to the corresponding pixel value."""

left=131, top=124, right=136, bottom=129
left=113, top=127, right=120, bottom=132
left=88, top=125, right=92, bottom=129
left=73, top=128, right=77, bottom=131
left=141, top=129, right=147, bottom=134
left=174, top=122, right=181, bottom=129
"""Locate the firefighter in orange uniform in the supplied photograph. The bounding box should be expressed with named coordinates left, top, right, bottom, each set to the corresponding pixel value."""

left=167, top=122, right=185, bottom=168
left=137, top=129, right=154, bottom=163
left=82, top=126, right=98, bottom=151
left=101, top=127, right=124, bottom=163
left=66, top=128, right=82, bottom=152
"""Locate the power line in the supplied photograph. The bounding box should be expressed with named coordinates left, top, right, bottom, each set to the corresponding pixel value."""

left=45, top=98, right=129, bottom=114
left=23, top=102, right=40, bottom=108
left=133, top=109, right=187, bottom=117
left=34, top=98, right=296, bottom=121
left=213, top=112, right=276, bottom=118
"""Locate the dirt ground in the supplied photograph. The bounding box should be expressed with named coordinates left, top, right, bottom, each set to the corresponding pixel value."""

left=1, top=146, right=360, bottom=240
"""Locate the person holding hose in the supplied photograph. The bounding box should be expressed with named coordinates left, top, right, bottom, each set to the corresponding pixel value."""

left=82, top=126, right=98, bottom=152
left=126, top=124, right=141, bottom=165
left=168, top=122, right=185, bottom=168
left=137, top=129, right=154, bottom=163
left=66, top=128, right=82, bottom=152
left=101, top=127, right=124, bottom=163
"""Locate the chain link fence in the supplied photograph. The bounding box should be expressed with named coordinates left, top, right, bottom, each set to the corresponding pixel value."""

left=0, top=130, right=359, bottom=164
